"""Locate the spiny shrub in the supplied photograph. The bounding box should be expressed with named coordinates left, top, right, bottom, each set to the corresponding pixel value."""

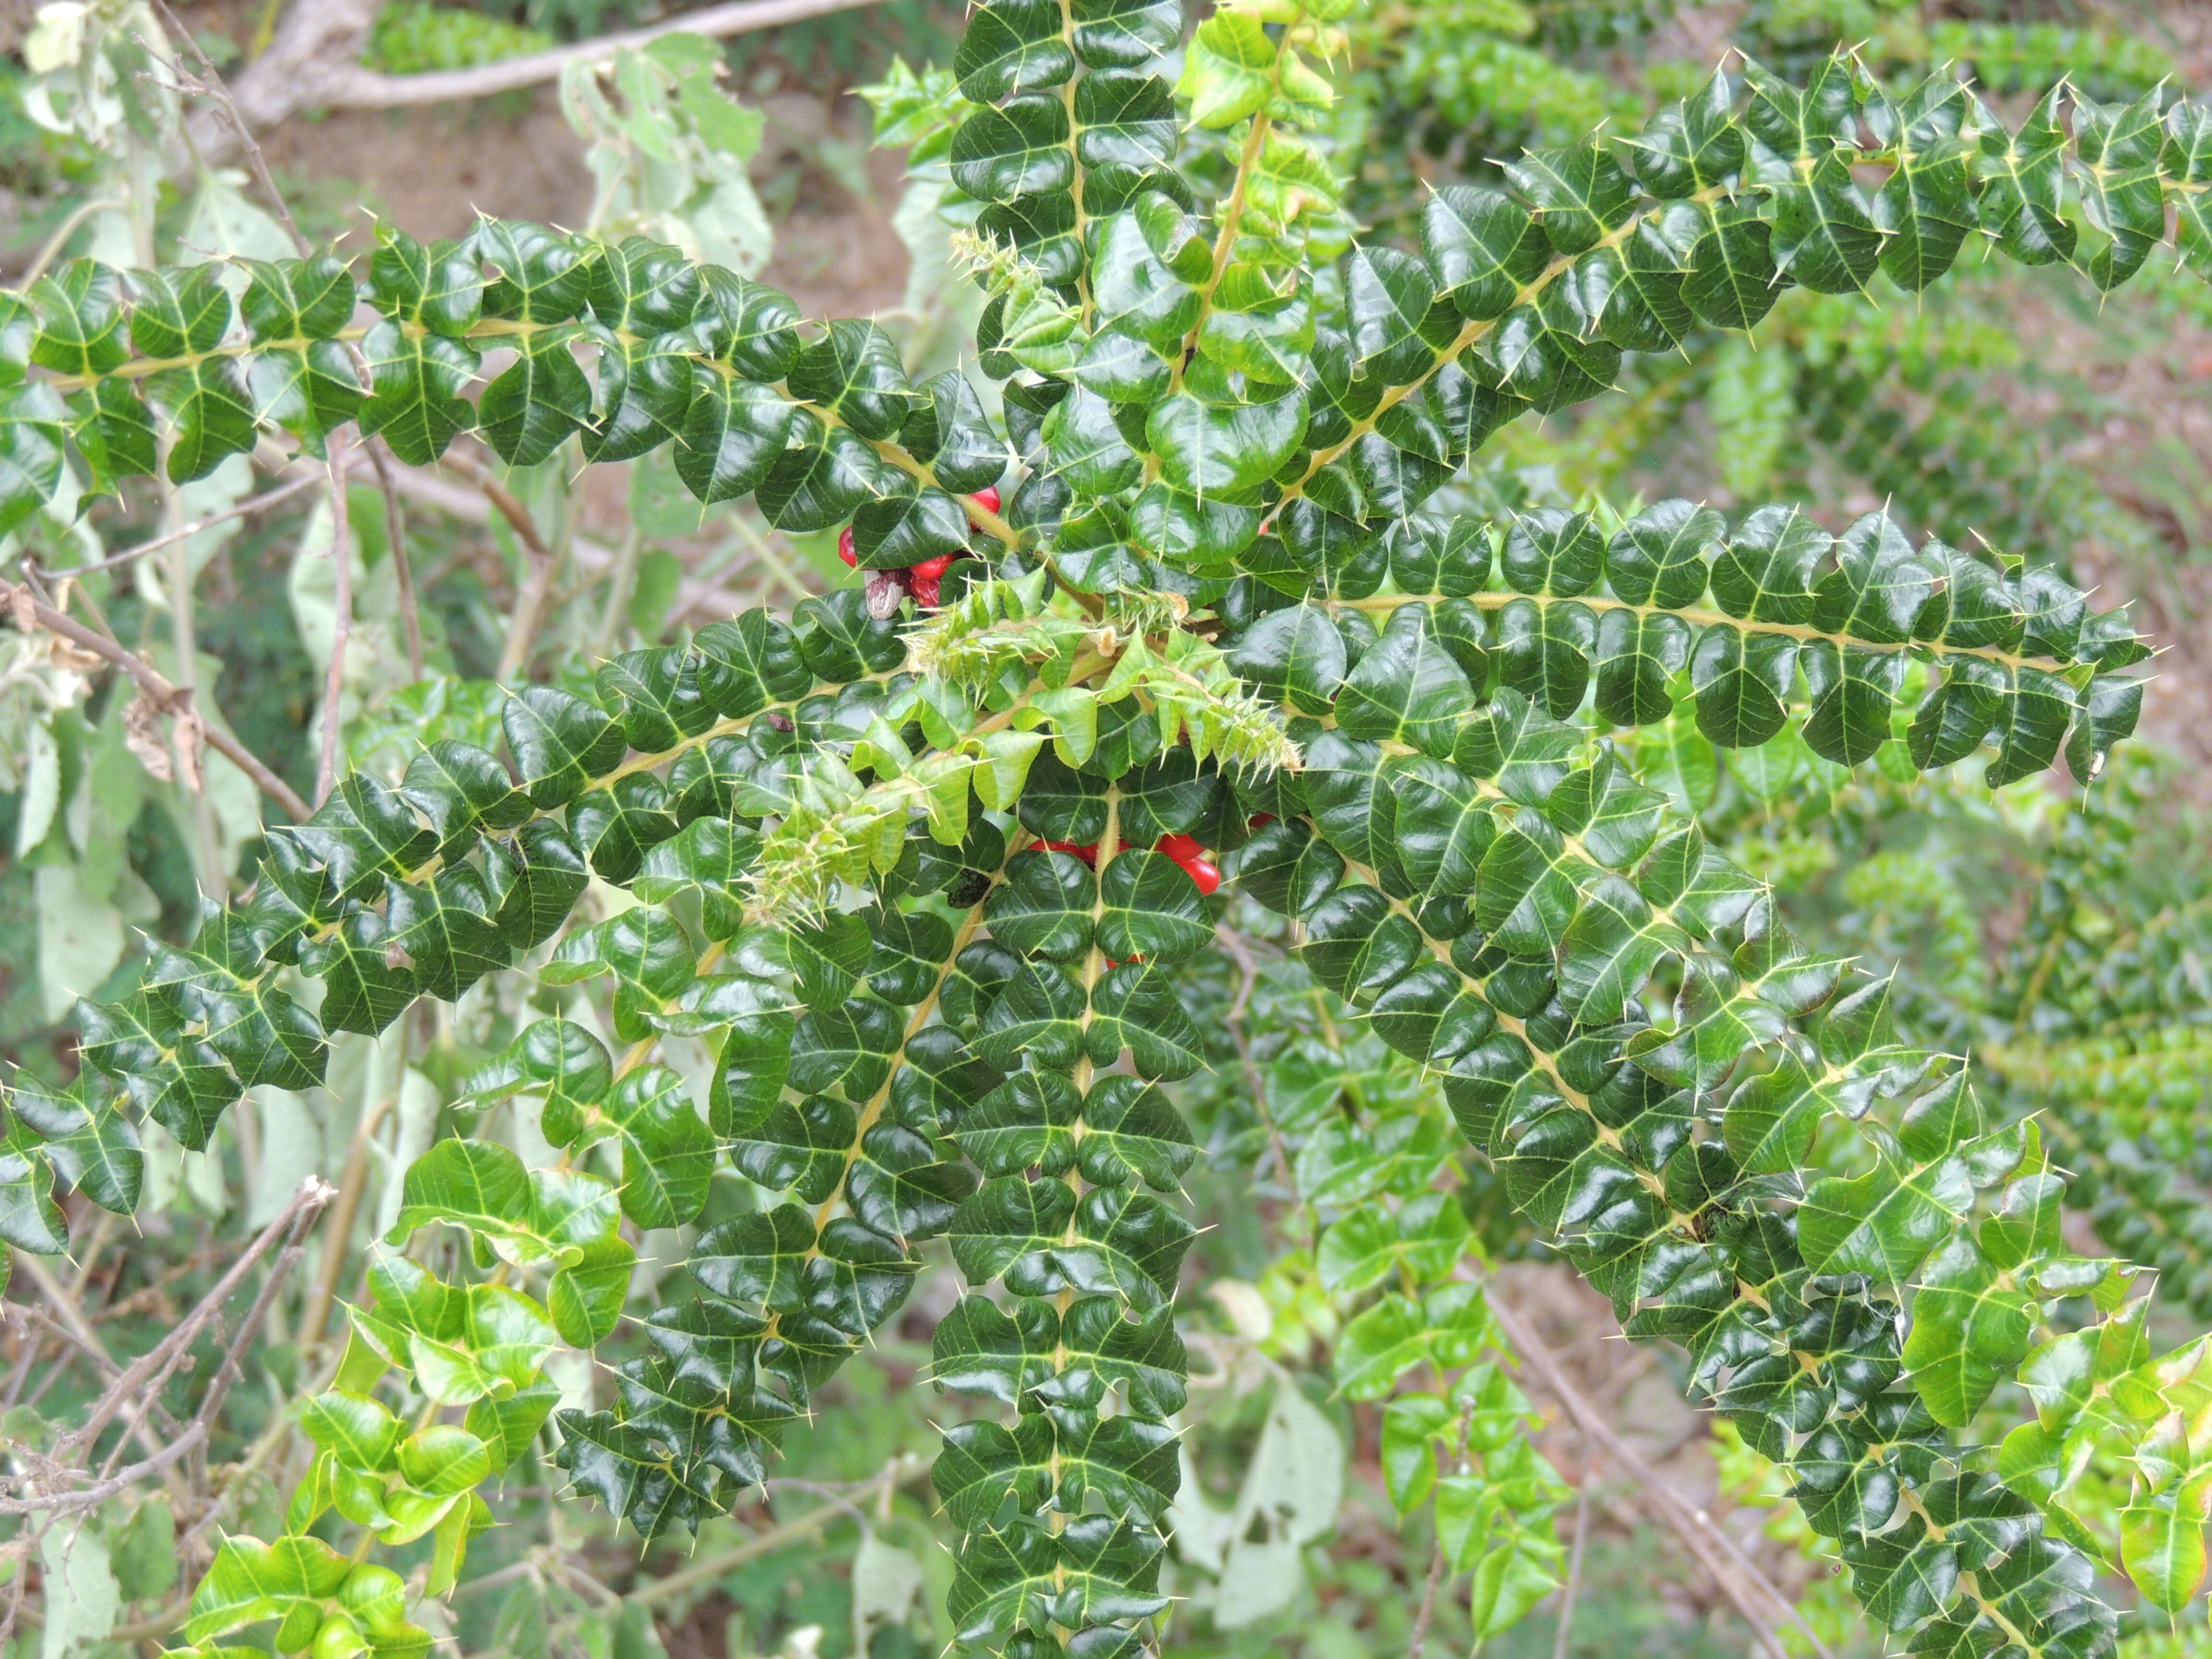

left=8, top=5, right=2212, bottom=1653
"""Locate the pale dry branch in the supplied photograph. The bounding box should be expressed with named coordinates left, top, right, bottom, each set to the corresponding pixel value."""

left=295, top=1092, right=393, bottom=1357
left=315, top=433, right=356, bottom=806
left=1552, top=1476, right=1594, bottom=1659
left=1482, top=1286, right=1827, bottom=1659
left=0, top=1179, right=331, bottom=1517
left=58, top=1177, right=336, bottom=1457
left=1407, top=1538, right=1448, bottom=1659
left=40, top=470, right=332, bottom=579
left=207, top=0, right=882, bottom=139
left=440, top=450, right=558, bottom=680
left=382, top=456, right=758, bottom=625
left=1, top=583, right=313, bottom=821
left=148, top=0, right=314, bottom=257
left=365, top=439, right=425, bottom=680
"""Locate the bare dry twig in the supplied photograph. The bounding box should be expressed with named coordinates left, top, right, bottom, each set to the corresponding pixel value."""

left=59, top=1177, right=335, bottom=1458
left=1407, top=1539, right=1448, bottom=1659
left=40, top=471, right=331, bottom=579
left=1552, top=1476, right=1594, bottom=1659
left=442, top=450, right=558, bottom=680
left=1, top=1179, right=335, bottom=1518
left=1482, top=1286, right=1829, bottom=1659
left=315, top=434, right=356, bottom=806
left=208, top=0, right=881, bottom=134
left=2, top=583, right=313, bottom=821
left=295, top=1092, right=393, bottom=1358
left=147, top=0, right=313, bottom=258
left=1215, top=926, right=1297, bottom=1193
left=365, top=439, right=425, bottom=681
left=185, top=1192, right=329, bottom=1494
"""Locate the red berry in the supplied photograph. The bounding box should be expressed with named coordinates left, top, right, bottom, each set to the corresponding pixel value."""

left=1154, top=832, right=1204, bottom=865
left=1041, top=840, right=1099, bottom=866
left=909, top=553, right=956, bottom=580
left=971, top=485, right=1002, bottom=514
left=910, top=573, right=941, bottom=608
left=837, top=525, right=858, bottom=568
left=1184, top=857, right=1222, bottom=897
left=1248, top=813, right=1275, bottom=828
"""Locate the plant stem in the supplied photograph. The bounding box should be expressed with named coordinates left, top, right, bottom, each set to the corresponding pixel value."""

left=148, top=0, right=313, bottom=258
left=316, top=434, right=356, bottom=807
left=445, top=451, right=557, bottom=680
left=1480, top=1288, right=1820, bottom=1659
left=366, top=439, right=425, bottom=681
left=623, top=1461, right=914, bottom=1607
left=1551, top=1481, right=1592, bottom=1659
left=1408, top=1539, right=1447, bottom=1659
left=4, top=589, right=312, bottom=826
left=161, top=471, right=227, bottom=886
left=295, top=1091, right=394, bottom=1359
left=594, top=523, right=643, bottom=657
left=46, top=471, right=330, bottom=579
left=18, top=198, right=125, bottom=288
left=304, top=0, right=885, bottom=112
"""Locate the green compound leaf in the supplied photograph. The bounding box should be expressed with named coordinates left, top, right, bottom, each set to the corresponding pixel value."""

left=1337, top=1284, right=1497, bottom=1401
left=1318, top=1192, right=1472, bottom=1294
left=357, top=319, right=479, bottom=466
left=187, top=1535, right=355, bottom=1649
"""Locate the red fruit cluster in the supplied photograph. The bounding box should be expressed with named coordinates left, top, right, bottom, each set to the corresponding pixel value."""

left=837, top=486, right=1001, bottom=609
left=1039, top=831, right=1221, bottom=896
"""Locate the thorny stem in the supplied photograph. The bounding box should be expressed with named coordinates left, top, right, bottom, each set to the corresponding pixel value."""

left=1207, top=113, right=1273, bottom=291
left=1274, top=182, right=1732, bottom=517
left=1332, top=588, right=2079, bottom=676
left=1054, top=0, right=1091, bottom=325
left=1152, top=108, right=1274, bottom=448
left=147, top=0, right=313, bottom=259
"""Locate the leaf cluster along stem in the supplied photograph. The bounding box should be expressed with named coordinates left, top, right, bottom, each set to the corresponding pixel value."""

left=1331, top=588, right=2082, bottom=675
left=1285, top=180, right=1733, bottom=502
